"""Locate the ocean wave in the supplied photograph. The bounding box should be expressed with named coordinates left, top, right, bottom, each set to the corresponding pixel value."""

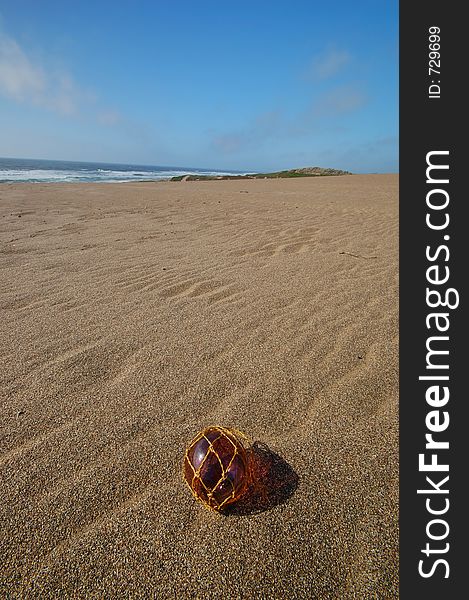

left=0, top=157, right=250, bottom=183
left=0, top=167, right=249, bottom=183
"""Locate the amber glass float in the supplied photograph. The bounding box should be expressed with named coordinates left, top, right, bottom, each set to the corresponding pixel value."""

left=183, top=426, right=249, bottom=511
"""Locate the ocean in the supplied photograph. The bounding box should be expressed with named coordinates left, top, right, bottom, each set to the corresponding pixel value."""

left=0, top=157, right=247, bottom=183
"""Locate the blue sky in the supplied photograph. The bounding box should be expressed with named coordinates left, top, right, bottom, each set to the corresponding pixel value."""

left=0, top=1, right=398, bottom=172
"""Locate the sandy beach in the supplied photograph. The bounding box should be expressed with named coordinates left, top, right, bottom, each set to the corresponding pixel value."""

left=0, top=174, right=398, bottom=598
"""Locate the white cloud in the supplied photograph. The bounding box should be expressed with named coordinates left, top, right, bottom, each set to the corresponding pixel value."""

left=306, top=48, right=351, bottom=80
left=213, top=133, right=245, bottom=153
left=310, top=84, right=367, bottom=117
left=0, top=29, right=97, bottom=118
left=213, top=110, right=282, bottom=153
left=0, top=35, right=46, bottom=100
left=212, top=84, right=367, bottom=154
left=97, top=109, right=122, bottom=126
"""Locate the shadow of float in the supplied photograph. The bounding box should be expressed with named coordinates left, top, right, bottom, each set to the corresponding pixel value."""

left=222, top=441, right=299, bottom=516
